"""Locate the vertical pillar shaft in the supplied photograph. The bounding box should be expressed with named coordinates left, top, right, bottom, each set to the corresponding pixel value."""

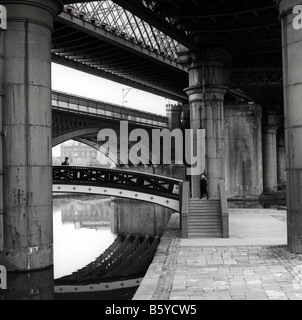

left=181, top=104, right=190, bottom=130
left=180, top=48, right=230, bottom=198
left=277, top=135, right=286, bottom=186
left=0, top=0, right=62, bottom=271
left=166, top=104, right=182, bottom=130
left=0, top=25, right=4, bottom=250
left=277, top=0, right=302, bottom=252
left=263, top=125, right=278, bottom=193
left=165, top=104, right=187, bottom=181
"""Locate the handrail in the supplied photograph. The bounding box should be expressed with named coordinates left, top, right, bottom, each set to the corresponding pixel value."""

left=219, top=181, right=229, bottom=238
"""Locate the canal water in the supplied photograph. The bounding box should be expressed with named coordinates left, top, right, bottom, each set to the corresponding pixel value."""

left=0, top=194, right=156, bottom=300
left=53, top=194, right=117, bottom=280
left=53, top=194, right=142, bottom=300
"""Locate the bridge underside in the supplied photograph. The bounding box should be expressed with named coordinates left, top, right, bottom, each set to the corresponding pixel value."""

left=53, top=184, right=180, bottom=211
left=58, top=0, right=284, bottom=109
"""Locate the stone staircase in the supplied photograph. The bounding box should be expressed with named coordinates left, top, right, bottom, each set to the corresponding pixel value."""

left=187, top=199, right=223, bottom=238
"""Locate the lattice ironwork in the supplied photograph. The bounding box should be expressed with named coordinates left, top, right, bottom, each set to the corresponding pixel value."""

left=231, top=68, right=283, bottom=85
left=53, top=166, right=181, bottom=200
left=64, top=1, right=180, bottom=60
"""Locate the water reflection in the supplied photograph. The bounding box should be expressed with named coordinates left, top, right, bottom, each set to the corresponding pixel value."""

left=1, top=195, right=157, bottom=300
left=53, top=195, right=117, bottom=279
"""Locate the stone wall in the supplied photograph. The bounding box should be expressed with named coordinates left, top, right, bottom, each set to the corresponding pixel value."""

left=225, top=103, right=263, bottom=199
left=111, top=198, right=174, bottom=236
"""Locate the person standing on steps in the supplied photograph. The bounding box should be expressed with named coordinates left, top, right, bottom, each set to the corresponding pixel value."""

left=200, top=174, right=209, bottom=200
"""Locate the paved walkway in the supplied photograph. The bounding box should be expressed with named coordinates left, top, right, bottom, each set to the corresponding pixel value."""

left=133, top=209, right=302, bottom=300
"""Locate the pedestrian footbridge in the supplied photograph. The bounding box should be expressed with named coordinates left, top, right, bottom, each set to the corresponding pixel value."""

left=53, top=166, right=182, bottom=211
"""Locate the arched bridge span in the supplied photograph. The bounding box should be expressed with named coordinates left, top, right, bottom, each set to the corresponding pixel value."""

left=53, top=166, right=183, bottom=211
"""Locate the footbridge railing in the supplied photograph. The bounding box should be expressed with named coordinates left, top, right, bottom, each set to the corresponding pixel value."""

left=53, top=166, right=184, bottom=211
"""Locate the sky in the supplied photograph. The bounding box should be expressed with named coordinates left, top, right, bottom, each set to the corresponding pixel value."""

left=51, top=63, right=178, bottom=157
left=51, top=63, right=175, bottom=115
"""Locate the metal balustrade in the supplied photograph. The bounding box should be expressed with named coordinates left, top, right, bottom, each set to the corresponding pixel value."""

left=53, top=166, right=182, bottom=211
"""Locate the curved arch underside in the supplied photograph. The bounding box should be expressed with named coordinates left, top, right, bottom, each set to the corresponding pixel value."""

left=52, top=184, right=180, bottom=211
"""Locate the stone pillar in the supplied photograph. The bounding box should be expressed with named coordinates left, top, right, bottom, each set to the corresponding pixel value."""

left=181, top=104, right=190, bottom=130
left=262, top=112, right=278, bottom=194
left=166, top=104, right=182, bottom=130
left=179, top=48, right=230, bottom=198
left=0, top=16, right=4, bottom=250
left=165, top=104, right=187, bottom=181
left=277, top=0, right=302, bottom=252
left=225, top=103, right=263, bottom=199
left=0, top=0, right=63, bottom=271
left=277, top=134, right=286, bottom=187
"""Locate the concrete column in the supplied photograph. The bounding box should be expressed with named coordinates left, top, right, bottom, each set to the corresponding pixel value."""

left=165, top=104, right=187, bottom=181
left=277, top=0, right=302, bottom=252
left=179, top=48, right=230, bottom=198
left=181, top=104, right=190, bottom=130
left=277, top=135, right=286, bottom=187
left=166, top=104, right=182, bottom=130
left=262, top=112, right=278, bottom=194
left=0, top=0, right=62, bottom=271
left=0, top=20, right=4, bottom=250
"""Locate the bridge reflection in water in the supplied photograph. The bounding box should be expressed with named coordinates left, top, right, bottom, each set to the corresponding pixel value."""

left=53, top=194, right=160, bottom=300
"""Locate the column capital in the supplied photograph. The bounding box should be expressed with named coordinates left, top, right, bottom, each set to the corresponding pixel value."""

left=277, top=135, right=285, bottom=148
left=178, top=46, right=232, bottom=71
left=184, top=85, right=228, bottom=103
left=276, top=0, right=302, bottom=19
left=0, top=0, right=63, bottom=23
left=263, top=125, right=278, bottom=134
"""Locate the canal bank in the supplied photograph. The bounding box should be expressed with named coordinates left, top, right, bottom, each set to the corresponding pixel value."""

left=133, top=209, right=302, bottom=300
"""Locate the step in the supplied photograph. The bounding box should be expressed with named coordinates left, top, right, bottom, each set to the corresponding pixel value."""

left=188, top=229, right=222, bottom=234
left=188, top=221, right=222, bottom=226
left=190, top=199, right=219, bottom=201
left=189, top=206, right=221, bottom=209
left=188, top=218, right=221, bottom=222
left=188, top=224, right=222, bottom=228
left=189, top=210, right=220, bottom=212
left=188, top=233, right=223, bottom=238
left=189, top=202, right=220, bottom=206
left=189, top=206, right=220, bottom=209
left=189, top=202, right=220, bottom=205
left=189, top=208, right=220, bottom=210
left=188, top=215, right=221, bottom=219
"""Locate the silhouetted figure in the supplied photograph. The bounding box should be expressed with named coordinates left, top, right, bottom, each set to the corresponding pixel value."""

left=200, top=175, right=209, bottom=200
left=61, top=157, right=70, bottom=166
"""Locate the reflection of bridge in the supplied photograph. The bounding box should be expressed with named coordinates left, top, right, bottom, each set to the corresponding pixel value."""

left=54, top=234, right=160, bottom=299
left=53, top=166, right=182, bottom=211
